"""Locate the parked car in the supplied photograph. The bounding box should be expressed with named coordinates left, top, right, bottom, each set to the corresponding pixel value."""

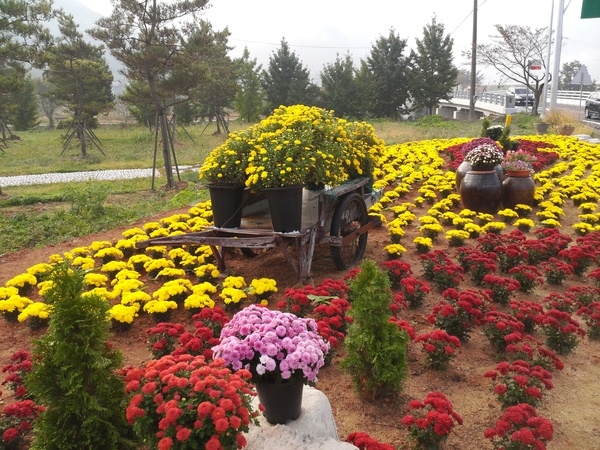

left=508, top=87, right=534, bottom=106
left=585, top=91, right=600, bottom=119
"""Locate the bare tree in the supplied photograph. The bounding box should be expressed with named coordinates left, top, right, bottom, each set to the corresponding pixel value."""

left=113, top=97, right=131, bottom=127
left=471, top=25, right=550, bottom=115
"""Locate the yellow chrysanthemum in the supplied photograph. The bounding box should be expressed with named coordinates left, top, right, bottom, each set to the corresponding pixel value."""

left=83, top=272, right=110, bottom=288
left=248, top=278, right=278, bottom=297
left=18, top=302, right=52, bottom=321
left=143, top=300, right=178, bottom=314
left=219, top=287, right=247, bottom=305
left=5, top=273, right=37, bottom=289
left=0, top=295, right=33, bottom=314
left=184, top=294, right=215, bottom=310
left=121, top=291, right=152, bottom=306
left=222, top=276, right=246, bottom=289
left=108, top=304, right=139, bottom=324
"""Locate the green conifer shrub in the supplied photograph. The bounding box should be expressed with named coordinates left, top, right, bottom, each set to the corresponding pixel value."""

left=26, top=263, right=136, bottom=450
left=340, top=259, right=409, bottom=400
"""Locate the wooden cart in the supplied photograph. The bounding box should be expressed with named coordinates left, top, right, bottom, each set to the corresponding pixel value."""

left=136, top=178, right=382, bottom=283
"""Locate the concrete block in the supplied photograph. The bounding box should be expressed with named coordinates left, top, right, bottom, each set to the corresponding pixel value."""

left=244, top=386, right=358, bottom=450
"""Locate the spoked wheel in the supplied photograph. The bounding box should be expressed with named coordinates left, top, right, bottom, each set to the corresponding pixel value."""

left=330, top=193, right=369, bottom=270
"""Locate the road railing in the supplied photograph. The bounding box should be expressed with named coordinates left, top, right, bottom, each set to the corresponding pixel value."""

left=449, top=89, right=595, bottom=112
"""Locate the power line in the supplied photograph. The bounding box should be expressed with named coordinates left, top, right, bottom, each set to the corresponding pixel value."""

left=449, top=0, right=489, bottom=37
left=228, top=38, right=370, bottom=51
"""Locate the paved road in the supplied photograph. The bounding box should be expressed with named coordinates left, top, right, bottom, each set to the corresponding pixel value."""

left=582, top=118, right=600, bottom=131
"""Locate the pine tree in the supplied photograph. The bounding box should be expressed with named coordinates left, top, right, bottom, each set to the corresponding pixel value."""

left=90, top=0, right=224, bottom=188
left=235, top=47, right=263, bottom=123
left=409, top=17, right=459, bottom=115
left=26, top=263, right=136, bottom=450
left=261, top=39, right=318, bottom=113
left=365, top=28, right=410, bottom=119
left=353, top=60, right=376, bottom=118
left=0, top=0, right=53, bottom=141
left=45, top=13, right=113, bottom=157
left=10, top=74, right=39, bottom=130
left=184, top=21, right=237, bottom=135
left=320, top=53, right=362, bottom=118
left=341, top=259, right=409, bottom=400
left=35, top=77, right=58, bottom=129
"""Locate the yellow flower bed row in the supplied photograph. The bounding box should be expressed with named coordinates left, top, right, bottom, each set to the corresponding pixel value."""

left=1, top=133, right=599, bottom=327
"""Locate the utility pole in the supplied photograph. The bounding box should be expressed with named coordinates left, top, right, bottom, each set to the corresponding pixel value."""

left=550, top=0, right=565, bottom=109
left=541, top=0, right=555, bottom=116
left=469, top=0, right=478, bottom=121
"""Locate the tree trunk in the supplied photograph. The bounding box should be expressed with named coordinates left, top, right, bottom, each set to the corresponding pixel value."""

left=147, top=62, right=175, bottom=188
left=159, top=111, right=174, bottom=188
left=78, top=122, right=87, bottom=158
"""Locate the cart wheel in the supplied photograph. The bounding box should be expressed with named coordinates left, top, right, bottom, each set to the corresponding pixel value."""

left=330, top=193, right=368, bottom=270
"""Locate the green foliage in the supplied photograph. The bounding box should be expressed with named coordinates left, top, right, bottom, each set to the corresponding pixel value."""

left=35, top=77, right=58, bottom=129
left=26, top=263, right=137, bottom=450
left=353, top=61, right=377, bottom=118
left=498, top=126, right=519, bottom=151
left=234, top=48, right=263, bottom=123
left=365, top=28, right=410, bottom=119
left=341, top=260, right=409, bottom=400
left=0, top=0, right=53, bottom=130
left=10, top=74, right=39, bottom=130
left=511, top=112, right=539, bottom=131
left=184, top=21, right=238, bottom=131
left=120, top=81, right=156, bottom=127
left=90, top=0, right=217, bottom=187
left=414, top=114, right=449, bottom=127
left=560, top=60, right=584, bottom=90
left=64, top=182, right=108, bottom=217
left=0, top=178, right=205, bottom=255
left=409, top=18, right=459, bottom=115
left=320, top=54, right=362, bottom=119
left=168, top=182, right=204, bottom=207
left=173, top=101, right=198, bottom=125
left=261, top=39, right=318, bottom=113
left=45, top=13, right=114, bottom=157
left=481, top=117, right=491, bottom=136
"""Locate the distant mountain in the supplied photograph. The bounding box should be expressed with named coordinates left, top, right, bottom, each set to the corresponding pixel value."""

left=53, top=0, right=102, bottom=30
left=51, top=0, right=126, bottom=95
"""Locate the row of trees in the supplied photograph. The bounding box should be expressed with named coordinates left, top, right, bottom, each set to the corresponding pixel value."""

left=1, top=0, right=461, bottom=187
left=2, top=0, right=595, bottom=187
left=0, top=0, right=113, bottom=155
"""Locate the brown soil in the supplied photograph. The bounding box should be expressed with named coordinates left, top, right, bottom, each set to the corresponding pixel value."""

left=1, top=204, right=599, bottom=450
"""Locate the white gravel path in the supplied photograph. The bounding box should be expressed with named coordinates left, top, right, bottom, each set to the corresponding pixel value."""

left=0, top=168, right=161, bottom=187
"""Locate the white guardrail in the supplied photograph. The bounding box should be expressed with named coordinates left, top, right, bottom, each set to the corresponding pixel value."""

left=447, top=89, right=593, bottom=114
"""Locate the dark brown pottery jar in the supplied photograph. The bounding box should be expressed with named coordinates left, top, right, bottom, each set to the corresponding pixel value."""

left=459, top=169, right=502, bottom=214
left=502, top=171, right=535, bottom=209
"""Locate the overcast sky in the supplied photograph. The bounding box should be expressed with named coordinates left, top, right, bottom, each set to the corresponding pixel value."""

left=79, top=0, right=600, bottom=86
